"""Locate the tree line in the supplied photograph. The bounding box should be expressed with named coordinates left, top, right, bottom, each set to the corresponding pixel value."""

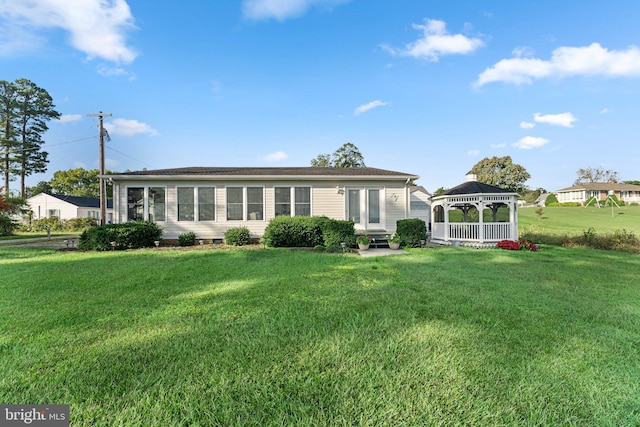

left=0, top=78, right=59, bottom=198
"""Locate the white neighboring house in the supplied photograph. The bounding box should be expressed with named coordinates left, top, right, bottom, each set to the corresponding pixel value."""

left=26, top=193, right=114, bottom=222
left=106, top=166, right=420, bottom=240
left=556, top=182, right=640, bottom=205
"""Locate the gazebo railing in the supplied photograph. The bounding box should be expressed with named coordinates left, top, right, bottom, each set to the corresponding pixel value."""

left=483, top=223, right=512, bottom=240
left=431, top=222, right=514, bottom=243
left=449, top=223, right=479, bottom=240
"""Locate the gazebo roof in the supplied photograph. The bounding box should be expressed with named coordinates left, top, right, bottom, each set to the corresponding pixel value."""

left=437, top=180, right=516, bottom=197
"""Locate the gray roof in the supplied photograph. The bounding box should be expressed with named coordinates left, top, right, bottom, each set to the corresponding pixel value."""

left=438, top=180, right=516, bottom=196
left=46, top=193, right=113, bottom=209
left=109, top=166, right=418, bottom=179
left=556, top=182, right=640, bottom=192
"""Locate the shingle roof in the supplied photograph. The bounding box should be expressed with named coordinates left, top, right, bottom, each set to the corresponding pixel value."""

left=47, top=193, right=113, bottom=209
left=556, top=182, right=640, bottom=192
left=438, top=180, right=516, bottom=196
left=109, top=166, right=418, bottom=178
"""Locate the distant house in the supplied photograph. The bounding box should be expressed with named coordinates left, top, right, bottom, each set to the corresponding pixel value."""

left=26, top=193, right=114, bottom=222
left=107, top=167, right=420, bottom=240
left=555, top=182, right=640, bottom=205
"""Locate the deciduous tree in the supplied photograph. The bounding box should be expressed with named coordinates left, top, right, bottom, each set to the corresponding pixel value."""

left=311, top=142, right=366, bottom=168
left=574, top=166, right=618, bottom=184
left=470, top=156, right=530, bottom=193
left=49, top=168, right=113, bottom=198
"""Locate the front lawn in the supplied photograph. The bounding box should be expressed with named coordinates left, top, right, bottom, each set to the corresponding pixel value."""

left=519, top=204, right=640, bottom=235
left=1, top=246, right=638, bottom=425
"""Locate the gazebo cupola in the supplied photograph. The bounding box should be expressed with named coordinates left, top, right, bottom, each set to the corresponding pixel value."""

left=430, top=173, right=519, bottom=247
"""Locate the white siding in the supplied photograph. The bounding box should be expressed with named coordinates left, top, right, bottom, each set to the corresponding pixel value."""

left=113, top=178, right=413, bottom=239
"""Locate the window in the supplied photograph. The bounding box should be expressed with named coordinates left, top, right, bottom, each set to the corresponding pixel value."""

left=348, top=190, right=360, bottom=223
left=227, top=187, right=243, bottom=220
left=347, top=188, right=386, bottom=229
left=275, top=187, right=311, bottom=217
left=127, top=187, right=166, bottom=221
left=178, top=187, right=195, bottom=221
left=275, top=187, right=291, bottom=216
left=149, top=187, right=166, bottom=221
left=247, top=187, right=264, bottom=220
left=226, top=187, right=264, bottom=221
left=127, top=188, right=144, bottom=221
left=368, top=189, right=380, bottom=224
left=198, top=187, right=215, bottom=221
left=47, top=209, right=60, bottom=218
left=295, top=187, right=311, bottom=216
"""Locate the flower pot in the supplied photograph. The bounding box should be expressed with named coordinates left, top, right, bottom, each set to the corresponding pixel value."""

left=358, top=243, right=370, bottom=251
left=388, top=242, right=400, bottom=250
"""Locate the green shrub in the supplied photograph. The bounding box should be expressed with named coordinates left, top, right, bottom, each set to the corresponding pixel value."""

left=320, top=218, right=355, bottom=250
left=262, top=216, right=355, bottom=250
left=262, top=216, right=323, bottom=248
left=64, top=217, right=97, bottom=231
left=224, top=227, right=251, bottom=246
left=559, top=202, right=582, bottom=207
left=396, top=218, right=427, bottom=248
left=545, top=193, right=558, bottom=205
left=314, top=245, right=325, bottom=251
left=0, top=215, right=17, bottom=236
left=31, top=217, right=63, bottom=232
left=178, top=231, right=197, bottom=246
left=79, top=221, right=163, bottom=251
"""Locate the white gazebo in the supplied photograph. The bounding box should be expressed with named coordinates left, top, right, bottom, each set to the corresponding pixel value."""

left=430, top=173, right=519, bottom=247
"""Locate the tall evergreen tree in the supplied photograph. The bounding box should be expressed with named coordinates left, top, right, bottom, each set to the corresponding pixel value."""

left=0, top=79, right=58, bottom=197
left=13, top=79, right=59, bottom=197
left=0, top=80, right=19, bottom=197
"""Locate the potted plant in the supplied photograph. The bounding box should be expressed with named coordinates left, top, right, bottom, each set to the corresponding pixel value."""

left=388, top=233, right=401, bottom=250
left=356, top=235, right=371, bottom=251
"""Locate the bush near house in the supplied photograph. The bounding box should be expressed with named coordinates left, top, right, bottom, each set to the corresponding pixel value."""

left=263, top=216, right=355, bottom=250
left=178, top=231, right=197, bottom=246
left=396, top=218, right=427, bottom=248
left=79, top=221, right=163, bottom=251
left=224, top=227, right=251, bottom=246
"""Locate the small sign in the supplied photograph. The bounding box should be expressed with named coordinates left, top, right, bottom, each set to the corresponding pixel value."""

left=1, top=405, right=69, bottom=427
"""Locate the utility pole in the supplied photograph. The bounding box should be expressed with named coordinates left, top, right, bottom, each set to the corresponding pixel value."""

left=87, top=111, right=112, bottom=225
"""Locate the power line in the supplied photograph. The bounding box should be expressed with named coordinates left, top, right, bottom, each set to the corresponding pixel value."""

left=5, top=136, right=97, bottom=154
left=105, top=145, right=154, bottom=168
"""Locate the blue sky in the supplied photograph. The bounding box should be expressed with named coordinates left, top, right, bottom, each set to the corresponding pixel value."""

left=2, top=0, right=640, bottom=193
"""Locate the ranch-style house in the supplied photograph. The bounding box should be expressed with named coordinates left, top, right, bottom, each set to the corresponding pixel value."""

left=107, top=167, right=421, bottom=240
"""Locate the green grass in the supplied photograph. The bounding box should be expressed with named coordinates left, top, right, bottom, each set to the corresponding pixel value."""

left=1, top=246, right=639, bottom=426
left=0, top=231, right=76, bottom=241
left=519, top=205, right=640, bottom=236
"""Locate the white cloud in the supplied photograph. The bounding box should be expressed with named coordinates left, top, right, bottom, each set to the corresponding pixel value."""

left=467, top=150, right=480, bottom=156
left=0, top=0, right=138, bottom=63
left=97, top=64, right=131, bottom=78
left=534, top=112, right=577, bottom=128
left=106, top=118, right=158, bottom=137
left=476, top=43, right=640, bottom=86
left=59, top=114, right=82, bottom=123
left=382, top=18, right=484, bottom=61
left=243, top=0, right=349, bottom=21
left=520, top=121, right=535, bottom=129
left=354, top=100, right=388, bottom=115
left=513, top=136, right=549, bottom=149
left=263, top=151, right=288, bottom=162
left=490, top=143, right=507, bottom=148
left=512, top=46, right=535, bottom=58
left=600, top=108, right=613, bottom=114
